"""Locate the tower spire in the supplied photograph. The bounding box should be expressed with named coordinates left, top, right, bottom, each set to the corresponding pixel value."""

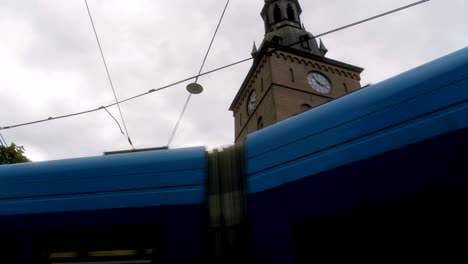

left=260, top=0, right=323, bottom=56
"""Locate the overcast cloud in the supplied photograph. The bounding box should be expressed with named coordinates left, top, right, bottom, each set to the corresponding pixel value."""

left=0, top=0, right=467, bottom=161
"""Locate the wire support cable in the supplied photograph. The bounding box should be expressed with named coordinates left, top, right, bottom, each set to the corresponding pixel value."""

left=167, top=0, right=231, bottom=147
left=0, top=132, right=6, bottom=147
left=84, top=0, right=135, bottom=149
left=101, top=106, right=125, bottom=135
left=167, top=94, right=192, bottom=147
left=0, top=0, right=429, bottom=132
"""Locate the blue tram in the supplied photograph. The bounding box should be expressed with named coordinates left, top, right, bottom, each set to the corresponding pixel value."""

left=0, top=47, right=467, bottom=263
left=0, top=148, right=208, bottom=263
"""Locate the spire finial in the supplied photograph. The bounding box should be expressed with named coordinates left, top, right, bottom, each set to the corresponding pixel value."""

left=251, top=41, right=259, bottom=58
left=319, top=39, right=328, bottom=56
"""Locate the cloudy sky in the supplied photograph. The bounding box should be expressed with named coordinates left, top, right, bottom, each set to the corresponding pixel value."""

left=0, top=0, right=466, bottom=162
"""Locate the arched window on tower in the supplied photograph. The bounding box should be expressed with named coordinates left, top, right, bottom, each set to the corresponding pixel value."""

left=290, top=68, right=295, bottom=82
left=300, top=35, right=311, bottom=50
left=271, top=36, right=283, bottom=45
left=273, top=4, right=282, bottom=23
left=257, top=116, right=264, bottom=130
left=287, top=4, right=296, bottom=21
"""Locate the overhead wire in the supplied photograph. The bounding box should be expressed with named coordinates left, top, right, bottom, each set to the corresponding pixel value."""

left=0, top=0, right=429, bottom=133
left=314, top=0, right=430, bottom=39
left=167, top=0, right=231, bottom=147
left=84, top=0, right=135, bottom=149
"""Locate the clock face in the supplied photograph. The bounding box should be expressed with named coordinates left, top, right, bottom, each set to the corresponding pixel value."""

left=247, top=90, right=257, bottom=115
left=307, top=72, right=332, bottom=94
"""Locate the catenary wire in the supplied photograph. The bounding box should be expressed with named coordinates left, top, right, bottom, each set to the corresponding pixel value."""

left=0, top=0, right=429, bottom=132
left=259, top=0, right=431, bottom=58
left=84, top=0, right=135, bottom=149
left=167, top=0, right=231, bottom=147
left=315, top=0, right=430, bottom=39
left=0, top=59, right=251, bottom=131
left=195, top=0, right=231, bottom=83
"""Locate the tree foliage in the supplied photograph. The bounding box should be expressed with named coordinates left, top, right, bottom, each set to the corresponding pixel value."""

left=0, top=144, right=30, bottom=165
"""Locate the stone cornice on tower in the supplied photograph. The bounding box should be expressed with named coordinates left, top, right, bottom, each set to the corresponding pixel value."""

left=229, top=42, right=363, bottom=111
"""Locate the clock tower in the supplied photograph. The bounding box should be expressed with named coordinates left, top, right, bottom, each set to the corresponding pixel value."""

left=230, top=0, right=364, bottom=143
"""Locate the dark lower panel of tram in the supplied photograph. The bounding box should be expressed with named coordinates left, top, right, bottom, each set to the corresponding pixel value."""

left=0, top=204, right=206, bottom=264
left=249, top=129, right=468, bottom=263
left=292, top=184, right=468, bottom=263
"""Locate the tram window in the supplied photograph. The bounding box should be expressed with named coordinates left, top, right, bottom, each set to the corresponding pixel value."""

left=32, top=225, right=161, bottom=264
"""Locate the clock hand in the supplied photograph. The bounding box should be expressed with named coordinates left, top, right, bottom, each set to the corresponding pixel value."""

left=312, top=76, right=327, bottom=87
